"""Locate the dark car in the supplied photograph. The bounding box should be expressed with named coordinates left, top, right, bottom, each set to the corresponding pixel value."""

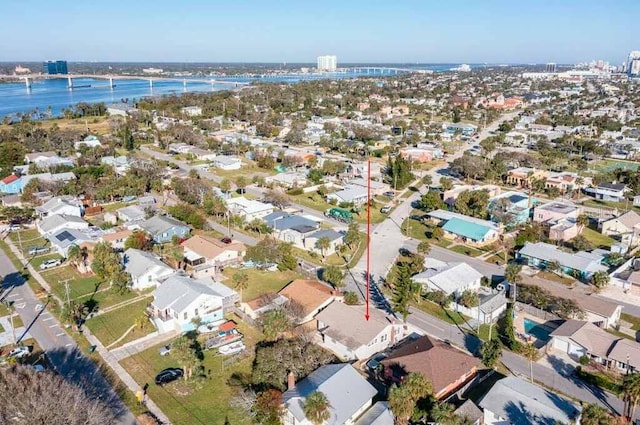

left=220, top=237, right=232, bottom=244
left=155, top=368, right=183, bottom=385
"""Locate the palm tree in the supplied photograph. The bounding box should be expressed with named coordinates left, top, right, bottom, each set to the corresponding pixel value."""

left=580, top=403, right=615, bottom=425
left=417, top=241, right=431, bottom=256
left=623, top=373, right=640, bottom=421
left=431, top=402, right=456, bottom=424
left=522, top=343, right=537, bottom=383
left=67, top=244, right=82, bottom=269
left=388, top=372, right=431, bottom=425
left=546, top=260, right=561, bottom=277
left=315, top=237, right=331, bottom=259
left=232, top=270, right=249, bottom=301
left=577, top=214, right=590, bottom=232
left=303, top=391, right=331, bottom=425
left=590, top=271, right=610, bottom=292
left=168, top=246, right=184, bottom=269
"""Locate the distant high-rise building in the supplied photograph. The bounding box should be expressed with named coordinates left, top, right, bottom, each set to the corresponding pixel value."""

left=43, top=60, right=68, bottom=75
left=317, top=55, right=337, bottom=72
left=545, top=62, right=556, bottom=73
left=628, top=51, right=640, bottom=76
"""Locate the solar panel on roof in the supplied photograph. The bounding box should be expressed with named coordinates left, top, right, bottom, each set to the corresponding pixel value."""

left=55, top=230, right=76, bottom=242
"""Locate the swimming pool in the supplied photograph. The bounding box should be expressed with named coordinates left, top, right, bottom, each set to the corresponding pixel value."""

left=524, top=318, right=553, bottom=342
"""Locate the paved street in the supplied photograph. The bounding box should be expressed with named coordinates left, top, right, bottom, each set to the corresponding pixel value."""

left=0, top=244, right=136, bottom=424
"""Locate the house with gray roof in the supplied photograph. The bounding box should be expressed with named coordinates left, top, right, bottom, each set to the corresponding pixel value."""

left=122, top=248, right=175, bottom=290
left=353, top=402, right=394, bottom=425
left=150, top=274, right=235, bottom=333
left=326, top=185, right=368, bottom=206
left=518, top=241, right=608, bottom=280
left=264, top=212, right=323, bottom=250
left=37, top=214, right=88, bottom=236
left=479, top=376, right=581, bottom=424
left=304, top=229, right=344, bottom=257
left=35, top=196, right=83, bottom=218
left=47, top=228, right=97, bottom=258
left=117, top=204, right=147, bottom=223
left=413, top=262, right=483, bottom=297
left=283, top=363, right=379, bottom=425
left=139, top=215, right=190, bottom=243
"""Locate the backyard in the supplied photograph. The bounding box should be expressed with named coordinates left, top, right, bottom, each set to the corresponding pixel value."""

left=581, top=227, right=615, bottom=249
left=120, top=317, right=261, bottom=425
left=221, top=268, right=301, bottom=302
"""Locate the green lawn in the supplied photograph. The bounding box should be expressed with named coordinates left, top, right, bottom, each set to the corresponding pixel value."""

left=292, top=192, right=334, bottom=213
left=28, top=253, right=63, bottom=270
left=450, top=245, right=483, bottom=257
left=85, top=297, right=152, bottom=347
left=411, top=299, right=470, bottom=326
left=621, top=313, right=640, bottom=331
left=8, top=229, right=42, bottom=244
left=537, top=271, right=575, bottom=286
left=120, top=318, right=261, bottom=425
left=594, top=159, right=640, bottom=173
left=581, top=227, right=615, bottom=249
left=222, top=268, right=301, bottom=302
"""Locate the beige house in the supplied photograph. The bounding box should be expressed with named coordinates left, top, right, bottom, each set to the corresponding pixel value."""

left=601, top=211, right=640, bottom=247
left=181, top=235, right=246, bottom=277
left=505, top=167, right=547, bottom=188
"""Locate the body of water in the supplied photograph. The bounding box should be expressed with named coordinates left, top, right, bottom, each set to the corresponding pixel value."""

left=0, top=64, right=479, bottom=119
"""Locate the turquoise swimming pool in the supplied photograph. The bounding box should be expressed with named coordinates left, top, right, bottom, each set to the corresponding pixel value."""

left=524, top=318, right=553, bottom=342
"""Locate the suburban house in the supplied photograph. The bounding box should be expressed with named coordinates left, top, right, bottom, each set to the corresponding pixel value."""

left=0, top=172, right=76, bottom=195
left=550, top=320, right=640, bottom=373
left=453, top=400, right=483, bottom=425
left=326, top=185, right=368, bottom=206
left=380, top=335, right=481, bottom=400
left=265, top=212, right=322, bottom=248
left=149, top=274, right=236, bottom=333
left=265, top=172, right=308, bottom=188
left=353, top=402, right=394, bottom=425
left=347, top=178, right=390, bottom=197
left=226, top=197, right=274, bottom=222
left=412, top=262, right=483, bottom=297
left=522, top=276, right=621, bottom=328
left=479, top=376, right=581, bottom=425
left=278, top=279, right=335, bottom=324
left=545, top=172, right=583, bottom=192
left=139, top=215, right=191, bottom=243
left=100, top=229, right=133, bottom=251
left=47, top=228, right=97, bottom=258
left=106, top=104, right=138, bottom=116
left=181, top=235, right=246, bottom=277
left=427, top=209, right=501, bottom=246
left=399, top=147, right=438, bottom=163
left=443, top=184, right=501, bottom=207
left=0, top=175, right=21, bottom=194
left=190, top=148, right=217, bottom=161
left=101, top=156, right=131, bottom=175
left=533, top=201, right=582, bottom=242
left=505, top=167, right=547, bottom=188
left=316, top=301, right=404, bottom=361
left=282, top=363, right=383, bottom=425
left=37, top=214, right=88, bottom=236
left=488, top=191, right=534, bottom=227
left=181, top=106, right=202, bottom=116
left=601, top=211, right=640, bottom=247
left=518, top=241, right=608, bottom=280
left=304, top=229, right=344, bottom=257
left=211, top=156, right=242, bottom=170
left=74, top=135, right=102, bottom=150
left=117, top=204, right=147, bottom=223
left=35, top=196, right=83, bottom=218
left=24, top=151, right=75, bottom=168
left=122, top=248, right=175, bottom=290
left=584, top=182, right=629, bottom=202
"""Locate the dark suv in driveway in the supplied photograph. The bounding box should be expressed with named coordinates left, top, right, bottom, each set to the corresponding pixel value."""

left=155, top=368, right=183, bottom=385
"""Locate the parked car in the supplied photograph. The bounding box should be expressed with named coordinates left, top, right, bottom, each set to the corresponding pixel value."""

left=220, top=237, right=232, bottom=244
left=39, top=259, right=62, bottom=270
left=383, top=191, right=395, bottom=197
left=158, top=345, right=171, bottom=356
left=8, top=224, right=21, bottom=232
left=365, top=353, right=387, bottom=371
left=380, top=206, right=392, bottom=214
left=8, top=346, right=31, bottom=359
left=155, top=368, right=183, bottom=385
left=28, top=246, right=49, bottom=256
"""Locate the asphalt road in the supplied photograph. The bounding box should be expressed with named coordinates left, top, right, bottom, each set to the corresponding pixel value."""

left=0, top=247, right=135, bottom=424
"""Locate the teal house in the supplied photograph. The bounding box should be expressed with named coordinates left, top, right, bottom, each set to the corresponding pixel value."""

left=488, top=191, right=535, bottom=228
left=428, top=209, right=501, bottom=246
left=140, top=215, right=191, bottom=244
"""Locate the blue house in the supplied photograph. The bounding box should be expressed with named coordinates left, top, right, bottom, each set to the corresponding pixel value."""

left=427, top=209, right=501, bottom=246
left=517, top=241, right=608, bottom=280
left=140, top=215, right=191, bottom=243
left=0, top=175, right=23, bottom=194
left=488, top=191, right=535, bottom=228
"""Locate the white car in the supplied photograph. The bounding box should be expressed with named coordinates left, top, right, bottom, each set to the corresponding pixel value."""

left=39, top=259, right=62, bottom=270
left=8, top=346, right=31, bottom=359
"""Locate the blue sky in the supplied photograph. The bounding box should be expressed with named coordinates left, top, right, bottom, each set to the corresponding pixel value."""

left=1, top=0, right=637, bottom=64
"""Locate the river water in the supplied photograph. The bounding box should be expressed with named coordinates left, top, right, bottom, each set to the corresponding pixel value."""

left=0, top=65, right=471, bottom=119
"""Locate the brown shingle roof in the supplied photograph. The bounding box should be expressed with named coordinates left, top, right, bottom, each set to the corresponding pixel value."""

left=181, top=235, right=246, bottom=260
left=316, top=302, right=393, bottom=349
left=380, top=335, right=480, bottom=397
left=279, top=279, right=334, bottom=316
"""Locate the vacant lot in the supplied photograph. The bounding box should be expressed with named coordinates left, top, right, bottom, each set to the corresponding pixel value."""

left=85, top=297, right=153, bottom=347
left=221, top=268, right=300, bottom=302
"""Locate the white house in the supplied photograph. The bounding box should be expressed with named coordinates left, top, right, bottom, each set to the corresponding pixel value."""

left=226, top=197, right=274, bottom=222
left=181, top=235, right=246, bottom=276
left=117, top=205, right=147, bottom=223
left=74, top=135, right=102, bottom=150
left=326, top=185, right=368, bottom=206
left=316, top=301, right=404, bottom=361
left=413, top=262, right=483, bottom=297
left=122, top=248, right=175, bottom=290
left=37, top=214, right=89, bottom=237
left=181, top=106, right=203, bottom=117
left=211, top=156, right=242, bottom=170
left=47, top=228, right=97, bottom=258
left=35, top=197, right=83, bottom=218
left=150, top=274, right=236, bottom=333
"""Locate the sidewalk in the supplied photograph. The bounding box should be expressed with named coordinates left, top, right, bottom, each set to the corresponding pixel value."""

left=110, top=329, right=178, bottom=361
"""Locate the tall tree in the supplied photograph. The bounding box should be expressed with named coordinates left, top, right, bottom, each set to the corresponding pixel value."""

left=417, top=241, right=431, bottom=256
left=315, top=237, right=331, bottom=259
left=624, top=373, right=640, bottom=421
left=235, top=176, right=248, bottom=194
left=522, top=343, right=537, bottom=383
left=232, top=270, right=249, bottom=301
left=580, top=403, right=616, bottom=425
left=322, top=265, right=344, bottom=292
left=343, top=222, right=360, bottom=250
left=392, top=263, right=420, bottom=323
left=590, top=271, right=610, bottom=291
left=171, top=335, right=202, bottom=380
left=303, top=391, right=331, bottom=425
left=385, top=155, right=415, bottom=190
left=388, top=372, right=431, bottom=425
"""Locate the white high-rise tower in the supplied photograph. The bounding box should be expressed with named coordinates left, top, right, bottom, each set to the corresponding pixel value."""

left=628, top=51, right=640, bottom=76
left=317, top=55, right=337, bottom=72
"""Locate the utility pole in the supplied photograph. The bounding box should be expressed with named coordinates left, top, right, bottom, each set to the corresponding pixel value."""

left=5, top=301, right=15, bottom=345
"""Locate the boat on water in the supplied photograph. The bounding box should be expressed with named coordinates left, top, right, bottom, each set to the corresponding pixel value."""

left=218, top=341, right=246, bottom=356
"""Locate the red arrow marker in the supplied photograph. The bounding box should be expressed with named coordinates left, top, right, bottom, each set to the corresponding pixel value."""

left=365, top=159, right=371, bottom=321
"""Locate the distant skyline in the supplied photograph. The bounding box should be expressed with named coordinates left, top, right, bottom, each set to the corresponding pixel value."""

left=1, top=0, right=637, bottom=64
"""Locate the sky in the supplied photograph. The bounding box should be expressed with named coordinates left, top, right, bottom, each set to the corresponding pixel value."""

left=0, top=0, right=637, bottom=64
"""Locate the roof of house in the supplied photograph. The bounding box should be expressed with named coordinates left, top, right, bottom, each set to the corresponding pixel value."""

left=316, top=302, right=394, bottom=350
left=48, top=228, right=95, bottom=250
left=1, top=174, right=19, bottom=184
left=478, top=376, right=581, bottom=424
left=413, top=262, right=483, bottom=295
left=608, top=338, right=640, bottom=370
left=38, top=214, right=87, bottom=233
left=307, top=229, right=344, bottom=242
left=117, top=205, right=146, bottom=221
left=263, top=212, right=318, bottom=231
left=550, top=320, right=617, bottom=358
left=380, top=335, right=480, bottom=396
left=454, top=400, right=483, bottom=423
left=212, top=156, right=241, bottom=166
left=518, top=242, right=607, bottom=274
left=598, top=182, right=627, bottom=191
left=283, top=363, right=377, bottom=425
left=327, top=186, right=368, bottom=203
left=278, top=279, right=334, bottom=316
left=194, top=276, right=238, bottom=300
left=153, top=274, right=222, bottom=312
left=140, top=215, right=189, bottom=236
left=428, top=209, right=499, bottom=230
left=35, top=196, right=81, bottom=214
left=123, top=248, right=174, bottom=280
left=101, top=229, right=133, bottom=242
left=181, top=235, right=245, bottom=260
left=226, top=197, right=274, bottom=214
left=609, top=210, right=640, bottom=230
left=442, top=217, right=494, bottom=241
left=353, top=402, right=394, bottom=425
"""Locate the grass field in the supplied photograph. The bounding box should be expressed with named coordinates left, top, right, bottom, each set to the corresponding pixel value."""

left=221, top=268, right=301, bottom=301
left=85, top=297, right=152, bottom=347
left=581, top=227, right=615, bottom=249
left=537, top=271, right=575, bottom=286
left=594, top=159, right=640, bottom=173
left=411, top=299, right=470, bottom=326
left=120, top=317, right=261, bottom=425
left=0, top=117, right=111, bottom=133
left=450, top=245, right=483, bottom=257
left=621, top=313, right=640, bottom=330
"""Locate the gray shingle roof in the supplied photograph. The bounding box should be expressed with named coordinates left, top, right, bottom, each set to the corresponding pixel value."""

left=283, top=364, right=377, bottom=425
left=518, top=242, right=607, bottom=274
left=479, top=376, right=581, bottom=424
left=39, top=214, right=87, bottom=233
left=152, top=275, right=221, bottom=312
left=140, top=215, right=189, bottom=236
left=354, top=402, right=394, bottom=425
left=122, top=248, right=173, bottom=280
